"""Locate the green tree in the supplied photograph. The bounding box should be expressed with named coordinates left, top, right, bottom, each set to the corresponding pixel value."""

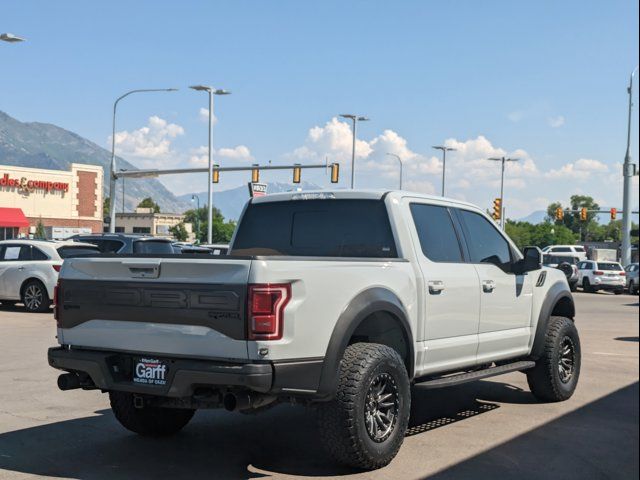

left=169, top=223, right=189, bottom=242
left=183, top=206, right=236, bottom=244
left=546, top=196, right=600, bottom=241
left=34, top=220, right=47, bottom=240
left=137, top=197, right=161, bottom=213
left=505, top=220, right=577, bottom=250
left=103, top=197, right=110, bottom=218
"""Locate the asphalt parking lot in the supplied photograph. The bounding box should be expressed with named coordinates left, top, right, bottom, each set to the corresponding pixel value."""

left=0, top=291, right=637, bottom=480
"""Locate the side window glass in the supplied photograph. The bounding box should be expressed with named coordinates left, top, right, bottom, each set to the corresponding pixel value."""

left=18, top=246, right=32, bottom=261
left=410, top=204, right=463, bottom=262
left=458, top=210, right=512, bottom=273
left=2, top=246, right=22, bottom=261
left=31, top=247, right=49, bottom=261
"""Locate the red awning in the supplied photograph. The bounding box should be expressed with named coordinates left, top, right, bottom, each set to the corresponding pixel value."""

left=0, top=208, right=30, bottom=228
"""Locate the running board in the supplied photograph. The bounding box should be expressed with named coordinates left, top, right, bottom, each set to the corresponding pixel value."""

left=416, top=360, right=536, bottom=389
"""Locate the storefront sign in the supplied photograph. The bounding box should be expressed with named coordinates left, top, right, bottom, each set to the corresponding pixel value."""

left=0, top=173, right=69, bottom=193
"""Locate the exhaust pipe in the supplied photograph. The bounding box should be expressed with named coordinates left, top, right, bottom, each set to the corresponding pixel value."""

left=222, top=392, right=277, bottom=412
left=57, top=373, right=81, bottom=391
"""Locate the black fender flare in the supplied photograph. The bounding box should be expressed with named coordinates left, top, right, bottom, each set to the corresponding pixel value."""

left=315, top=287, right=414, bottom=399
left=530, top=281, right=576, bottom=360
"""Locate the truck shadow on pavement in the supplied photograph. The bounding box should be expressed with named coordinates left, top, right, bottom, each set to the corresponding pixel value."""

left=0, top=381, right=635, bottom=479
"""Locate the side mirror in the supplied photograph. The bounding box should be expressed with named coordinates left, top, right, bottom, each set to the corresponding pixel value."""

left=518, top=246, right=543, bottom=273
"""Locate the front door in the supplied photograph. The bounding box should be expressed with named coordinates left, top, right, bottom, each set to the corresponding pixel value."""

left=406, top=201, right=481, bottom=376
left=0, top=244, right=30, bottom=300
left=455, top=209, right=533, bottom=363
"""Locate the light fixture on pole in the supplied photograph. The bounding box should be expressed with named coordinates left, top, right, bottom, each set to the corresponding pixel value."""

left=191, top=195, right=201, bottom=243
left=0, top=33, right=26, bottom=43
left=487, top=156, right=519, bottom=229
left=339, top=114, right=369, bottom=189
left=108, top=88, right=178, bottom=233
left=386, top=153, right=403, bottom=189
left=621, top=66, right=639, bottom=266
left=432, top=146, right=456, bottom=197
left=190, top=85, right=231, bottom=244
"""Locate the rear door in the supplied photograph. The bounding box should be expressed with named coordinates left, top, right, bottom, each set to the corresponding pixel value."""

left=57, top=256, right=253, bottom=360
left=455, top=208, right=533, bottom=362
left=407, top=201, right=481, bottom=375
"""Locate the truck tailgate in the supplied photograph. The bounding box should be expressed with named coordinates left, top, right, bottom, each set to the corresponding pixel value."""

left=56, top=256, right=252, bottom=360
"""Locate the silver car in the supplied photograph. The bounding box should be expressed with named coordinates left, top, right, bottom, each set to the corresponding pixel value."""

left=625, top=263, right=639, bottom=295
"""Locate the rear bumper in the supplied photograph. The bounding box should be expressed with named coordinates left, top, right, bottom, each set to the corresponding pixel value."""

left=48, top=347, right=324, bottom=398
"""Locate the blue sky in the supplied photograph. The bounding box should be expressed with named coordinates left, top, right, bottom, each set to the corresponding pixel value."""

left=2, top=0, right=638, bottom=217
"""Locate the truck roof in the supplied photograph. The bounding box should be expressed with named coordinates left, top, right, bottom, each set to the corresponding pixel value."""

left=251, top=189, right=481, bottom=211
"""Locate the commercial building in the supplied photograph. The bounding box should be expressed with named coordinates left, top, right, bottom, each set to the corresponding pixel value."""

left=0, top=163, right=103, bottom=240
left=115, top=208, right=195, bottom=242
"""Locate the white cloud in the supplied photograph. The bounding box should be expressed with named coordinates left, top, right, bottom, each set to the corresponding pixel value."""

left=292, top=117, right=372, bottom=162
left=112, top=116, right=184, bottom=159
left=199, top=107, right=218, bottom=124
left=547, top=115, right=565, bottom=128
left=545, top=158, right=609, bottom=180
left=188, top=145, right=254, bottom=166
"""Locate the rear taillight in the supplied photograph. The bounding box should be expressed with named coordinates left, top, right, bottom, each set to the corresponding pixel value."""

left=594, top=271, right=604, bottom=276
left=53, top=280, right=62, bottom=325
left=52, top=265, right=61, bottom=272
left=248, top=283, right=291, bottom=340
left=620, top=272, right=626, bottom=276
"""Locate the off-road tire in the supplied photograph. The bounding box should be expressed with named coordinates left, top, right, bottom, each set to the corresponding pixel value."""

left=109, top=391, right=195, bottom=436
left=21, top=280, right=50, bottom=313
left=527, top=316, right=581, bottom=402
left=317, top=343, right=411, bottom=470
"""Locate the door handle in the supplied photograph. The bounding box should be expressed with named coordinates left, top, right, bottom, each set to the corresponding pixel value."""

left=17, top=267, right=25, bottom=271
left=428, top=280, right=445, bottom=295
left=482, top=280, right=496, bottom=293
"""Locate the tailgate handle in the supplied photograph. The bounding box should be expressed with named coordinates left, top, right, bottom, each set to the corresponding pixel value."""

left=122, top=260, right=161, bottom=279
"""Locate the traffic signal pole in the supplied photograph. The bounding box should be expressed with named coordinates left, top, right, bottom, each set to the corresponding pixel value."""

left=621, top=67, right=638, bottom=266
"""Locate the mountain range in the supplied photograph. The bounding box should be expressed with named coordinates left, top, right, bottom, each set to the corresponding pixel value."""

left=0, top=110, right=187, bottom=212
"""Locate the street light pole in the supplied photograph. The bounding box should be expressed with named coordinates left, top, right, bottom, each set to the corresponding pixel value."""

left=340, top=114, right=369, bottom=189
left=108, top=88, right=178, bottom=233
left=191, top=195, right=200, bottom=243
left=488, top=156, right=519, bottom=229
left=621, top=66, right=638, bottom=266
left=386, top=153, right=403, bottom=189
left=190, top=85, right=231, bottom=244
left=432, top=146, right=456, bottom=196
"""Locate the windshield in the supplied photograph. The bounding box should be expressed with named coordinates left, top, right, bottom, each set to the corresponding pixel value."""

left=597, top=262, right=623, bottom=271
left=133, top=240, right=175, bottom=254
left=57, top=245, right=101, bottom=258
left=232, top=199, right=397, bottom=258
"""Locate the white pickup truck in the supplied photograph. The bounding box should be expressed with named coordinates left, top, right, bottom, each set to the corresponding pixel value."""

left=49, top=190, right=580, bottom=470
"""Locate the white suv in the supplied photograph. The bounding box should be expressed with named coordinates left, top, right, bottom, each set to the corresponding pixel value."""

left=577, top=260, right=626, bottom=294
left=541, top=245, right=587, bottom=261
left=0, top=240, right=100, bottom=312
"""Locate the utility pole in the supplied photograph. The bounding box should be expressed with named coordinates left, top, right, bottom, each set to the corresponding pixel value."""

left=432, top=146, right=456, bottom=196
left=340, top=114, right=369, bottom=188
left=488, top=156, right=519, bottom=229
left=622, top=66, right=638, bottom=266
left=386, top=153, right=403, bottom=189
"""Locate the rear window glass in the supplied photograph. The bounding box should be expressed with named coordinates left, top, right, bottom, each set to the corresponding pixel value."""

left=133, top=240, right=175, bottom=255
left=597, top=262, right=623, bottom=271
left=232, top=199, right=397, bottom=258
left=574, top=246, right=586, bottom=252
left=57, top=246, right=100, bottom=258
left=410, top=204, right=463, bottom=262
left=554, top=247, right=572, bottom=252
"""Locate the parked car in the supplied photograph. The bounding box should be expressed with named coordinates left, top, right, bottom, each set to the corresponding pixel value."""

left=70, top=233, right=176, bottom=255
left=0, top=240, right=100, bottom=312
left=577, top=260, right=626, bottom=294
left=543, top=254, right=579, bottom=291
left=624, top=263, right=639, bottom=295
left=49, top=190, right=579, bottom=470
left=541, top=245, right=587, bottom=261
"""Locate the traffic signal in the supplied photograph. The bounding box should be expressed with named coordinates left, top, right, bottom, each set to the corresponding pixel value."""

left=212, top=164, right=220, bottom=184
left=610, top=208, right=617, bottom=221
left=493, top=198, right=502, bottom=220
left=293, top=164, right=302, bottom=184
left=555, top=207, right=564, bottom=221
left=580, top=207, right=588, bottom=221
left=330, top=163, right=340, bottom=183
left=251, top=165, right=260, bottom=183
